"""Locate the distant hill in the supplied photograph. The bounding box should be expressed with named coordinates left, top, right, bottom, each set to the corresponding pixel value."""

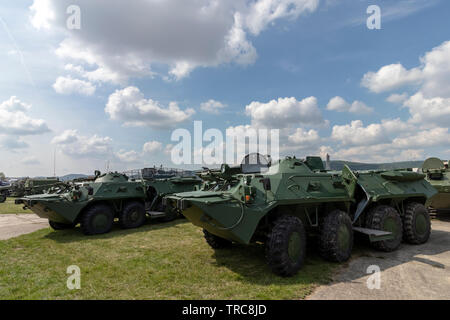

left=327, top=160, right=424, bottom=171
left=59, top=174, right=89, bottom=182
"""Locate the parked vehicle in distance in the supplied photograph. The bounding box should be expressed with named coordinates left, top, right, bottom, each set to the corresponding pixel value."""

left=422, top=157, right=450, bottom=213
left=167, top=154, right=437, bottom=277
left=16, top=169, right=202, bottom=235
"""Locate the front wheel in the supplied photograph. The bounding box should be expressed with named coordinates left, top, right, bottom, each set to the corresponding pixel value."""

left=119, top=201, right=146, bottom=229
left=319, top=210, right=354, bottom=262
left=0, top=194, right=6, bottom=203
left=403, top=202, right=431, bottom=244
left=81, top=204, right=114, bottom=235
left=203, top=229, right=232, bottom=249
left=265, top=215, right=306, bottom=277
left=49, top=220, right=76, bottom=230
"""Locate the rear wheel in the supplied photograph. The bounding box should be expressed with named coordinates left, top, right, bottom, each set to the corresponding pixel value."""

left=366, top=205, right=402, bottom=252
left=403, top=202, right=431, bottom=244
left=81, top=204, right=114, bottom=235
left=49, top=220, right=76, bottom=230
left=119, top=201, right=146, bottom=229
left=319, top=210, right=354, bottom=262
left=203, top=229, right=232, bottom=249
left=265, top=215, right=306, bottom=277
left=0, top=194, right=6, bottom=203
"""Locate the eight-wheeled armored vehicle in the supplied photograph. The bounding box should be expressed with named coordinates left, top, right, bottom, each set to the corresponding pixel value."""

left=167, top=154, right=437, bottom=276
left=422, top=157, right=450, bottom=213
left=16, top=170, right=201, bottom=235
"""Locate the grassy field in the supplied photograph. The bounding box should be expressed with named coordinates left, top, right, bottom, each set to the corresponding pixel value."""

left=0, top=198, right=30, bottom=214
left=0, top=219, right=338, bottom=300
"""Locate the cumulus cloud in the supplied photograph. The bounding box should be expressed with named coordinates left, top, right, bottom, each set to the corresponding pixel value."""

left=0, top=96, right=50, bottom=136
left=386, top=93, right=409, bottom=104
left=53, top=76, right=96, bottom=96
left=331, top=119, right=413, bottom=147
left=326, top=96, right=373, bottom=114
left=51, top=129, right=79, bottom=145
left=52, top=130, right=113, bottom=158
left=361, top=63, right=422, bottom=93
left=115, top=150, right=140, bottom=163
left=245, top=96, right=324, bottom=128
left=288, top=128, right=320, bottom=145
left=143, top=141, right=163, bottom=153
left=200, top=99, right=227, bottom=114
left=362, top=41, right=450, bottom=128
left=105, top=86, right=195, bottom=129
left=30, top=0, right=321, bottom=81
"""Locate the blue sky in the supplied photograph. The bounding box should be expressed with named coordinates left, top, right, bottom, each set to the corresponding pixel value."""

left=0, top=0, right=449, bottom=176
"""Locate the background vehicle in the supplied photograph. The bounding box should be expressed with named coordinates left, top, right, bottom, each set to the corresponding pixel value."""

left=16, top=169, right=201, bottom=235
left=422, top=157, right=450, bottom=213
left=167, top=154, right=437, bottom=277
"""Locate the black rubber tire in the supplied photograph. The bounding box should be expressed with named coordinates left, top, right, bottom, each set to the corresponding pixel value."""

left=160, top=208, right=178, bottom=222
left=81, top=204, right=114, bottom=235
left=119, top=201, right=146, bottom=229
left=0, top=194, right=6, bottom=203
left=203, top=229, right=232, bottom=249
left=403, top=202, right=431, bottom=244
left=365, top=205, right=403, bottom=252
left=319, top=210, right=354, bottom=262
left=265, top=215, right=306, bottom=277
left=49, top=220, right=75, bottom=230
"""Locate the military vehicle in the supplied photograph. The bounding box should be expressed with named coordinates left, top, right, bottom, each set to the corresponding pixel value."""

left=16, top=169, right=202, bottom=235
left=166, top=154, right=437, bottom=277
left=422, top=157, right=450, bottom=213
left=0, top=182, right=10, bottom=203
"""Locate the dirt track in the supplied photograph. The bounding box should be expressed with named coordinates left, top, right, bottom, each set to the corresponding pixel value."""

left=0, top=214, right=48, bottom=240
left=308, top=219, right=450, bottom=300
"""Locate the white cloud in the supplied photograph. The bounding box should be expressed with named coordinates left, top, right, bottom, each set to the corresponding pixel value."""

left=288, top=128, right=320, bottom=145
left=403, top=92, right=450, bottom=126
left=51, top=129, right=79, bottom=145
left=30, top=0, right=320, bottom=81
left=200, top=99, right=228, bottom=114
left=105, top=86, right=195, bottom=129
left=245, top=96, right=324, bottom=128
left=52, top=76, right=96, bottom=96
left=0, top=96, right=31, bottom=112
left=245, top=0, right=319, bottom=35
left=52, top=130, right=113, bottom=159
left=0, top=136, right=29, bottom=150
left=115, top=150, right=140, bottom=163
left=29, top=0, right=55, bottom=30
left=143, top=141, right=163, bottom=153
left=331, top=119, right=412, bottom=147
left=0, top=97, right=50, bottom=136
left=392, top=127, right=450, bottom=149
left=326, top=96, right=373, bottom=114
left=361, top=63, right=422, bottom=93
left=386, top=93, right=409, bottom=104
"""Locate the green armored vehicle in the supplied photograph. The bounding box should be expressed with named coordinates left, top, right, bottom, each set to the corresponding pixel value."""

left=167, top=154, right=437, bottom=276
left=422, top=157, right=450, bottom=213
left=16, top=169, right=201, bottom=235
left=0, top=182, right=10, bottom=203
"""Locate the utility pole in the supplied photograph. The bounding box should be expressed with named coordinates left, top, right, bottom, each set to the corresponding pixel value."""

left=53, top=147, right=56, bottom=177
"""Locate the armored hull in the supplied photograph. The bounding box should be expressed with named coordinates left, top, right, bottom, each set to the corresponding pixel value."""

left=168, top=155, right=437, bottom=276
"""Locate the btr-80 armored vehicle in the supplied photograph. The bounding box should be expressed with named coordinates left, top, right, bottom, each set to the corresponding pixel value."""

left=422, top=157, right=450, bottom=213
left=16, top=169, right=201, bottom=235
left=166, top=154, right=437, bottom=277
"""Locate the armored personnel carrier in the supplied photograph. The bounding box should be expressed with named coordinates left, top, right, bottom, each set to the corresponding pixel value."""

left=16, top=169, right=201, bottom=235
left=422, top=157, right=450, bottom=213
left=167, top=154, right=437, bottom=277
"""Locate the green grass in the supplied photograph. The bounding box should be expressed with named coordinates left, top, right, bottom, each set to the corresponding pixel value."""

left=0, top=220, right=337, bottom=300
left=0, top=198, right=30, bottom=214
